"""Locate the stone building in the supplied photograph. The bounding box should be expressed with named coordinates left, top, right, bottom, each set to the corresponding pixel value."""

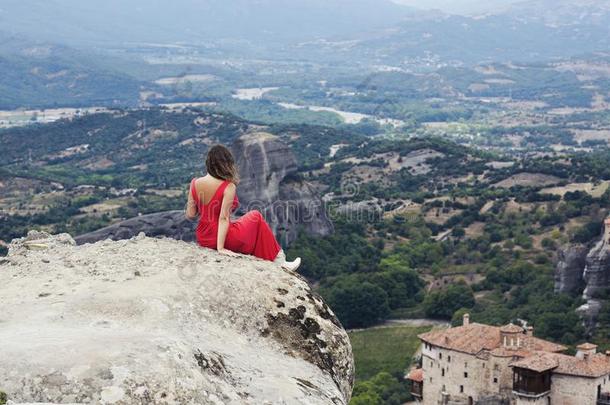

left=406, top=314, right=610, bottom=405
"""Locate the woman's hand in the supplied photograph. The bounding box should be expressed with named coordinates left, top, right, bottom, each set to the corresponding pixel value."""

left=218, top=248, right=239, bottom=257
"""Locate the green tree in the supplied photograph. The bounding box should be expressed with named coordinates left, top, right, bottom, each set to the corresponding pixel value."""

left=423, top=283, right=475, bottom=319
left=368, top=265, right=423, bottom=309
left=350, top=372, right=410, bottom=405
left=351, top=382, right=382, bottom=405
left=324, top=281, right=390, bottom=328
left=451, top=308, right=472, bottom=327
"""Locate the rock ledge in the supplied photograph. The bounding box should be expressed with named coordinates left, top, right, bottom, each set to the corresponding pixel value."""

left=0, top=231, right=353, bottom=404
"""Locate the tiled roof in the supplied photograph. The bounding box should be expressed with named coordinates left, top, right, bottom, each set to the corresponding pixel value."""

left=511, top=353, right=558, bottom=372
left=493, top=335, right=565, bottom=355
left=419, top=323, right=501, bottom=354
left=418, top=323, right=566, bottom=356
left=555, top=353, right=610, bottom=377
left=490, top=347, right=537, bottom=358
left=511, top=352, right=610, bottom=378
left=406, top=368, right=424, bottom=382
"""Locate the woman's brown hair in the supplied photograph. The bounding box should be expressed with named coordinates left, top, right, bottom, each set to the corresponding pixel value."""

left=205, top=144, right=240, bottom=184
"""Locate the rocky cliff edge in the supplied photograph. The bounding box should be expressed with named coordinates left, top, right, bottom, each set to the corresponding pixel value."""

left=0, top=231, right=354, bottom=405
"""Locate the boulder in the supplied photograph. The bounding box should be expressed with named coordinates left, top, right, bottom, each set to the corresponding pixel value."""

left=0, top=231, right=354, bottom=404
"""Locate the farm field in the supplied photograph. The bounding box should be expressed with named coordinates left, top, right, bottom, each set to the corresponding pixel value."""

left=348, top=325, right=433, bottom=381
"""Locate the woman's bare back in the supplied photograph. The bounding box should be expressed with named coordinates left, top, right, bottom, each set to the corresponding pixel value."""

left=193, top=175, right=227, bottom=205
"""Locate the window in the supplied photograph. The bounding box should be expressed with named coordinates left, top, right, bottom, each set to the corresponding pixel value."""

left=442, top=368, right=445, bottom=377
left=430, top=377, right=433, bottom=383
left=464, top=372, right=468, bottom=378
left=439, top=353, right=443, bottom=360
left=464, top=362, right=468, bottom=368
left=448, top=355, right=451, bottom=363
left=493, top=377, right=498, bottom=383
left=460, top=385, right=464, bottom=393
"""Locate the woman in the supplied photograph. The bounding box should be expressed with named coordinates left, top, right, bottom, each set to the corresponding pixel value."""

left=185, top=145, right=301, bottom=271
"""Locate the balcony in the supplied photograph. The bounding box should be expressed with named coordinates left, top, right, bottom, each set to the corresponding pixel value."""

left=406, top=368, right=423, bottom=400
left=410, top=381, right=423, bottom=399
left=512, top=367, right=551, bottom=398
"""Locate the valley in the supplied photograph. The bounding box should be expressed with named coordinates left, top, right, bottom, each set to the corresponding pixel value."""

left=2, top=99, right=610, bottom=403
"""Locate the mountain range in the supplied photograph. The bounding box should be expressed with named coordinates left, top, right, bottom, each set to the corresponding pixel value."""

left=0, top=0, right=415, bottom=46
left=1, top=1, right=608, bottom=63
left=0, top=0, right=609, bottom=109
left=0, top=31, right=144, bottom=109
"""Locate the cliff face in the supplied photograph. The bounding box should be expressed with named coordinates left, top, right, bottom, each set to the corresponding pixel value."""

left=231, top=132, right=297, bottom=207
left=571, top=220, right=610, bottom=333
left=554, top=244, right=588, bottom=294
left=554, top=221, right=610, bottom=334
left=0, top=231, right=354, bottom=405
left=75, top=132, right=332, bottom=247
left=277, top=178, right=334, bottom=244
left=582, top=228, right=610, bottom=301
left=231, top=132, right=333, bottom=245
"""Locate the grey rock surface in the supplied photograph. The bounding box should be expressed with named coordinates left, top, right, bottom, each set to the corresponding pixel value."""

left=231, top=132, right=298, bottom=207
left=583, top=227, right=610, bottom=301
left=74, top=211, right=195, bottom=245
left=231, top=132, right=333, bottom=245
left=577, top=299, right=603, bottom=335
left=554, top=243, right=588, bottom=294
left=0, top=231, right=354, bottom=405
left=577, top=220, right=610, bottom=334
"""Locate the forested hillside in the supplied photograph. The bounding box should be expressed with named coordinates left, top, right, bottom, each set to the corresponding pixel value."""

left=0, top=33, right=144, bottom=109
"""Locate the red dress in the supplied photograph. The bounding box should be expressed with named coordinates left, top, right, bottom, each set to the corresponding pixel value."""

left=191, top=178, right=281, bottom=261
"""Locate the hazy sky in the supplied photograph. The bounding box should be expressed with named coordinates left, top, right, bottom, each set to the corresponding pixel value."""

left=390, top=0, right=524, bottom=15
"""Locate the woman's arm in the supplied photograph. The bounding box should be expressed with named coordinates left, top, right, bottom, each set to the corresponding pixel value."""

left=217, top=183, right=237, bottom=255
left=185, top=181, right=199, bottom=220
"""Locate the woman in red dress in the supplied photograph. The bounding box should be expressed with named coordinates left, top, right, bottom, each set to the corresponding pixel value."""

left=185, top=145, right=301, bottom=271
